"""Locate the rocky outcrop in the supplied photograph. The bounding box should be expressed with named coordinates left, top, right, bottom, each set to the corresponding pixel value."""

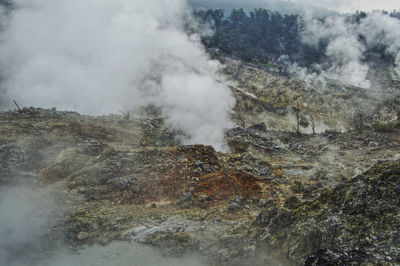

left=254, top=160, right=400, bottom=265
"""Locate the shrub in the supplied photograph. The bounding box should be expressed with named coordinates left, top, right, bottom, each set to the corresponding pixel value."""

left=373, top=122, right=398, bottom=133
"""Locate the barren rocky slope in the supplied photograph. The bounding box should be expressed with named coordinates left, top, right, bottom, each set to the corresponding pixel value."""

left=1, top=56, right=400, bottom=265
left=0, top=102, right=399, bottom=265
left=221, top=56, right=400, bottom=133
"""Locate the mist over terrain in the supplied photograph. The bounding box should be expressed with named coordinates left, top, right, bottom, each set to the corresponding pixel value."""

left=298, top=11, right=400, bottom=88
left=189, top=0, right=400, bottom=13
left=0, top=185, right=60, bottom=266
left=0, top=1, right=400, bottom=266
left=1, top=0, right=400, bottom=147
left=0, top=184, right=206, bottom=266
left=193, top=6, right=400, bottom=90
left=0, top=0, right=234, bottom=149
left=188, top=0, right=304, bottom=14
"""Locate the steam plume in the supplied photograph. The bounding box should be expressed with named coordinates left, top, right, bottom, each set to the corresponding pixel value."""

left=300, top=14, right=370, bottom=88
left=292, top=11, right=400, bottom=89
left=0, top=0, right=234, bottom=150
left=359, top=12, right=400, bottom=74
left=0, top=185, right=59, bottom=266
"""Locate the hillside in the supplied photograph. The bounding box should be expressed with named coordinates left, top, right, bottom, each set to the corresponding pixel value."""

left=1, top=85, right=399, bottom=265
left=1, top=2, right=400, bottom=266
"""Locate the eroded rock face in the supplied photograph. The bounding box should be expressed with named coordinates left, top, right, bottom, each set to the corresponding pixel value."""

left=254, top=160, right=400, bottom=265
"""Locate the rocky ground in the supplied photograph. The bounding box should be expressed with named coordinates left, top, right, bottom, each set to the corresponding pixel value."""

left=221, top=56, right=400, bottom=133
left=0, top=104, right=399, bottom=265
left=1, top=56, right=400, bottom=265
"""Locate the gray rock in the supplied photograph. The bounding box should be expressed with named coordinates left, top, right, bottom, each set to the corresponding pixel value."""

left=76, top=231, right=90, bottom=241
left=228, top=201, right=242, bottom=212
left=180, top=192, right=192, bottom=202
left=179, top=192, right=193, bottom=208
left=196, top=194, right=210, bottom=209
left=368, top=141, right=379, bottom=147
left=232, top=196, right=245, bottom=204
left=228, top=196, right=245, bottom=212
left=258, top=199, right=274, bottom=207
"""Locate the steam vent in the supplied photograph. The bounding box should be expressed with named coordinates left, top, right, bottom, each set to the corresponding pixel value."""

left=1, top=1, right=400, bottom=265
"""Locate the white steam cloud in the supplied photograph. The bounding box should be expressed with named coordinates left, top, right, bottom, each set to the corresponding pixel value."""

left=359, top=12, right=400, bottom=74
left=190, top=1, right=400, bottom=89
left=292, top=11, right=400, bottom=88
left=299, top=14, right=370, bottom=88
left=0, top=185, right=59, bottom=266
left=0, top=184, right=206, bottom=266
left=0, top=0, right=234, bottom=150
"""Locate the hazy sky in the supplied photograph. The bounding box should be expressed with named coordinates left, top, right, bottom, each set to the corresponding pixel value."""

left=188, top=0, right=400, bottom=13
left=290, top=0, right=400, bottom=13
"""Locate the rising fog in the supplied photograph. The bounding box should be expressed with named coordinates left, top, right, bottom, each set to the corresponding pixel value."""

left=189, top=0, right=400, bottom=13
left=188, top=0, right=305, bottom=14
left=0, top=184, right=206, bottom=266
left=0, top=0, right=234, bottom=150
left=1, top=0, right=400, bottom=150
left=0, top=185, right=60, bottom=266
left=190, top=0, right=400, bottom=90
left=298, top=14, right=370, bottom=88
left=296, top=11, right=400, bottom=89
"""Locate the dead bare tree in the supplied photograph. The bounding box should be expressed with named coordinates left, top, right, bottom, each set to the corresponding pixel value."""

left=13, top=99, right=21, bottom=113
left=293, top=107, right=301, bottom=136
left=354, top=110, right=365, bottom=132
left=309, top=115, right=316, bottom=135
